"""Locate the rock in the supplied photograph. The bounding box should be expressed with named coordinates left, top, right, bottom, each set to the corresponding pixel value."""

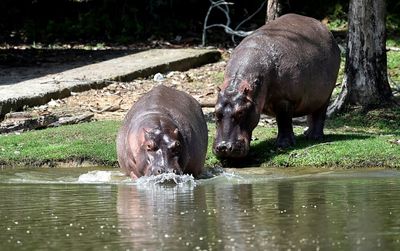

left=49, top=114, right=94, bottom=127
left=0, top=115, right=58, bottom=134
left=153, top=73, right=165, bottom=82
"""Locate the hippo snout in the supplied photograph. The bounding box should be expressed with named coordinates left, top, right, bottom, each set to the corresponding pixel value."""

left=214, top=141, right=233, bottom=153
left=151, top=166, right=164, bottom=175
left=150, top=166, right=182, bottom=176
left=213, top=140, right=248, bottom=158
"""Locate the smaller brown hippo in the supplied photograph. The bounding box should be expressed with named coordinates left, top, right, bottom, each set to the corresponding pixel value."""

left=116, top=85, right=208, bottom=179
left=213, top=14, right=341, bottom=159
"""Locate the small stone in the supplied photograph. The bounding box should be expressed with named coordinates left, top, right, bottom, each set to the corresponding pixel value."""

left=153, top=73, right=165, bottom=82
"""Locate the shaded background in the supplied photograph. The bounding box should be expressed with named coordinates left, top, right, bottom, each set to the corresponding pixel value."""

left=0, top=0, right=398, bottom=45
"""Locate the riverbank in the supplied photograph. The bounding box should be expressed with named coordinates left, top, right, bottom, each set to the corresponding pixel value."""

left=0, top=105, right=399, bottom=169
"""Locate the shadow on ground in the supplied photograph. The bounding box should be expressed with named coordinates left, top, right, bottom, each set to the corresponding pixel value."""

left=0, top=48, right=141, bottom=85
left=218, top=133, right=371, bottom=168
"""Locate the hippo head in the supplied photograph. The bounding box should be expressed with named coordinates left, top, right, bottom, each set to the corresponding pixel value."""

left=137, top=127, right=183, bottom=176
left=213, top=82, right=261, bottom=159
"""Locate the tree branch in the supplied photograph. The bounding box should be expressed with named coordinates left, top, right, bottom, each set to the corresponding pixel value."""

left=202, top=0, right=265, bottom=46
left=327, top=77, right=350, bottom=117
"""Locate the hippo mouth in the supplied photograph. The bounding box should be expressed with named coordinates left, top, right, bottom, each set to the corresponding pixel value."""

left=213, top=140, right=249, bottom=159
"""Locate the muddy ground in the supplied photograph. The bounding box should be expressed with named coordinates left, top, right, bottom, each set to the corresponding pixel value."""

left=1, top=47, right=230, bottom=129
left=39, top=59, right=227, bottom=121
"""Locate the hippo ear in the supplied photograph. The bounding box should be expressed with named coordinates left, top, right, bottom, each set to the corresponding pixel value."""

left=243, top=87, right=249, bottom=96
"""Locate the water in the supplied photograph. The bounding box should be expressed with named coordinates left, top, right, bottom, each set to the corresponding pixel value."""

left=1, top=168, right=400, bottom=250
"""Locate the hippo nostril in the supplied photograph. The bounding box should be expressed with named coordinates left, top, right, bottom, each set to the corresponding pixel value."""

left=157, top=169, right=162, bottom=174
left=216, top=144, right=227, bottom=152
left=216, top=142, right=233, bottom=153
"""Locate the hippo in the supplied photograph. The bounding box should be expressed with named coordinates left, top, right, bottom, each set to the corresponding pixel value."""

left=213, top=14, right=340, bottom=159
left=116, top=85, right=208, bottom=179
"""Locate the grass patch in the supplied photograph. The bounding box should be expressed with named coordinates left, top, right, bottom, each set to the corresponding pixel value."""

left=237, top=107, right=400, bottom=169
left=0, top=121, right=121, bottom=167
left=0, top=106, right=399, bottom=169
left=388, top=50, right=400, bottom=84
left=387, top=38, right=400, bottom=48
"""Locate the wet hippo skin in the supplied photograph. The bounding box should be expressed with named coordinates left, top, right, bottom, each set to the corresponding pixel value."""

left=116, top=85, right=208, bottom=179
left=213, top=14, right=341, bottom=159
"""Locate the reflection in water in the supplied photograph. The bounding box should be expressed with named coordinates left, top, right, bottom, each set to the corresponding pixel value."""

left=116, top=174, right=400, bottom=250
left=117, top=182, right=197, bottom=250
left=1, top=169, right=400, bottom=250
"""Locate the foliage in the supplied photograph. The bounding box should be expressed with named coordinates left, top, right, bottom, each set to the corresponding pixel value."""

left=0, top=0, right=398, bottom=45
left=325, top=3, right=348, bottom=30
left=0, top=0, right=208, bottom=43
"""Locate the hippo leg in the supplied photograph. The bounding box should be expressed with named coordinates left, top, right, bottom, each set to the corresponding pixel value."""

left=304, top=102, right=328, bottom=140
left=275, top=101, right=296, bottom=148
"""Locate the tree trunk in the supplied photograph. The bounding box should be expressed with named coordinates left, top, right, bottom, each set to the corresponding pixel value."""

left=328, top=0, right=394, bottom=115
left=266, top=0, right=282, bottom=22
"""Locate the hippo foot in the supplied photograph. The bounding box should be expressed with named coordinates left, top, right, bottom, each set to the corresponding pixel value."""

left=275, top=135, right=295, bottom=149
left=304, top=128, right=324, bottom=141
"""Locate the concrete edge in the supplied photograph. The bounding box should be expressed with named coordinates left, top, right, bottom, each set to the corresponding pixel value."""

left=114, top=50, right=221, bottom=82
left=0, top=49, right=221, bottom=119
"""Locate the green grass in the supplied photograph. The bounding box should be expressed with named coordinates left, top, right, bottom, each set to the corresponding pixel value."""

left=218, top=106, right=400, bottom=169
left=387, top=38, right=400, bottom=48
left=0, top=107, right=399, bottom=169
left=388, top=50, right=400, bottom=84
left=0, top=121, right=121, bottom=167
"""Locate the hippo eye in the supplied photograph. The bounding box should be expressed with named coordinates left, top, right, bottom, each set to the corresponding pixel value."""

left=169, top=141, right=181, bottom=154
left=146, top=142, right=157, bottom=151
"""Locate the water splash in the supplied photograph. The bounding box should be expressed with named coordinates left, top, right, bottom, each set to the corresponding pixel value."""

left=77, top=170, right=112, bottom=182
left=220, top=171, right=246, bottom=180
left=136, top=173, right=196, bottom=187
left=77, top=170, right=129, bottom=184
left=196, top=171, right=247, bottom=185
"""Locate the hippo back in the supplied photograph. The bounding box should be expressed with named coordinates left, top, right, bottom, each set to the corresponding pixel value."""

left=226, top=13, right=341, bottom=116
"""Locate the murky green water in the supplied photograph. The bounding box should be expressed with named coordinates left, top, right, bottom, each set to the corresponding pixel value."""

left=1, top=168, right=400, bottom=251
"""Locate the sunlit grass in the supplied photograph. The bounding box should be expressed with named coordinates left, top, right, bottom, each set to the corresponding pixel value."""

left=0, top=106, right=399, bottom=169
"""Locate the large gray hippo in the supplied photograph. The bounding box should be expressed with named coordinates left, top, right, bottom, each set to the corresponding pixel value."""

left=116, top=85, right=208, bottom=179
left=213, top=14, right=340, bottom=159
